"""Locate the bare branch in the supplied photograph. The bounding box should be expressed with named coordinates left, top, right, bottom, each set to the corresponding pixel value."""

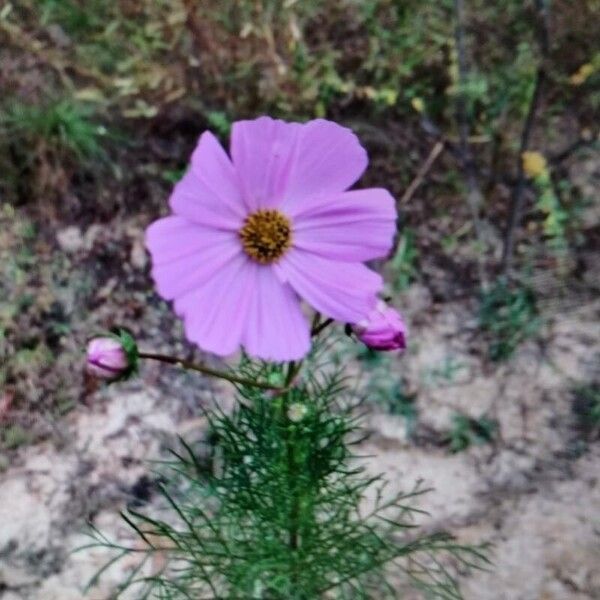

left=501, top=0, right=551, bottom=275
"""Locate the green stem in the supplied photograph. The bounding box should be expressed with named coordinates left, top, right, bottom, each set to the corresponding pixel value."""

left=283, top=359, right=303, bottom=389
left=287, top=434, right=300, bottom=551
left=137, top=351, right=282, bottom=391
left=281, top=371, right=300, bottom=554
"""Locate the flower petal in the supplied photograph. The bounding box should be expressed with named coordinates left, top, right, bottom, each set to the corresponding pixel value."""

left=146, top=216, right=241, bottom=300
left=230, top=116, right=302, bottom=211
left=243, top=266, right=310, bottom=361
left=290, top=188, right=396, bottom=261
left=174, top=254, right=254, bottom=357
left=281, top=118, right=368, bottom=208
left=274, top=251, right=382, bottom=323
left=170, top=131, right=245, bottom=230
left=231, top=117, right=368, bottom=211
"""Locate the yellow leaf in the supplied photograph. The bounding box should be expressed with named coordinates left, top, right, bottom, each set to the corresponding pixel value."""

left=74, top=87, right=105, bottom=102
left=569, top=63, right=595, bottom=86
left=122, top=100, right=158, bottom=119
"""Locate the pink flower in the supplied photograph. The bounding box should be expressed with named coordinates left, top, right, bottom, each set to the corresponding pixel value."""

left=146, top=117, right=397, bottom=361
left=354, top=303, right=407, bottom=351
left=86, top=337, right=130, bottom=379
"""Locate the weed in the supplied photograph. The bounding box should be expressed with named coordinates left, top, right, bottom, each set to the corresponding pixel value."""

left=0, top=98, right=105, bottom=201
left=572, top=384, right=600, bottom=439
left=446, top=413, right=497, bottom=453
left=357, top=347, right=418, bottom=436
left=479, top=280, right=540, bottom=361
left=391, top=229, right=419, bottom=292
left=2, top=99, right=103, bottom=160
left=422, top=356, right=466, bottom=387
left=1, top=424, right=31, bottom=450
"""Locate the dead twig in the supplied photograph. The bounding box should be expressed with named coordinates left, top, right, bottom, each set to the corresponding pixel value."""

left=398, top=140, right=445, bottom=207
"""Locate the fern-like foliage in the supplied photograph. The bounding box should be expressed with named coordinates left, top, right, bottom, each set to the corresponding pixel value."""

left=83, top=342, right=489, bottom=599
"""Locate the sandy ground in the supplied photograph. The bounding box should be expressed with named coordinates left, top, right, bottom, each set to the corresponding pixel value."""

left=1, top=288, right=599, bottom=600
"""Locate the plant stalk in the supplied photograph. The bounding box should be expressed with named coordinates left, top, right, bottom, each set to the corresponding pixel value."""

left=501, top=0, right=550, bottom=274
left=138, top=351, right=282, bottom=391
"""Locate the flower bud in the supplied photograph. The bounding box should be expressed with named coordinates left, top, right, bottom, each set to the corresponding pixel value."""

left=354, top=302, right=407, bottom=352
left=288, top=402, right=308, bottom=423
left=521, top=151, right=547, bottom=180
left=86, top=330, right=137, bottom=381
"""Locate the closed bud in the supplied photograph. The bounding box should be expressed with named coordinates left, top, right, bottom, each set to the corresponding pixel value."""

left=86, top=330, right=138, bottom=381
left=288, top=402, right=308, bottom=423
left=354, top=302, right=407, bottom=352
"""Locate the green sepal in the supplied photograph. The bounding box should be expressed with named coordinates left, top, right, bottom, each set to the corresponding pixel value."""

left=108, top=327, right=139, bottom=381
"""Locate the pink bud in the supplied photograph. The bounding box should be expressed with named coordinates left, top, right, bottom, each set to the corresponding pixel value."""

left=354, top=302, right=407, bottom=351
left=86, top=337, right=130, bottom=380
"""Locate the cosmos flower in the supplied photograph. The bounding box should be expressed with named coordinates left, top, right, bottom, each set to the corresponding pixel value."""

left=354, top=302, right=407, bottom=351
left=146, top=117, right=397, bottom=361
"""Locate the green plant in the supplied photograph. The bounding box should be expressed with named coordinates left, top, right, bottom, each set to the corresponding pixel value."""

left=205, top=110, right=232, bottom=137
left=356, top=346, right=418, bottom=436
left=0, top=98, right=105, bottom=200
left=377, top=381, right=418, bottom=437
left=479, top=280, right=540, bottom=361
left=422, top=356, right=466, bottom=387
left=1, top=424, right=31, bottom=450
left=1, top=99, right=103, bottom=160
left=85, top=351, right=488, bottom=599
left=572, top=384, right=600, bottom=439
left=446, top=414, right=497, bottom=454
left=390, top=229, right=419, bottom=292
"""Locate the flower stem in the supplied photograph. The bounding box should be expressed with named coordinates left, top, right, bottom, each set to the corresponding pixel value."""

left=280, top=383, right=300, bottom=557
left=311, top=316, right=334, bottom=337
left=137, top=351, right=282, bottom=391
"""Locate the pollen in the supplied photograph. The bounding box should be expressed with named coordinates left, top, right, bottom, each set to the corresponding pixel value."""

left=239, top=209, right=292, bottom=264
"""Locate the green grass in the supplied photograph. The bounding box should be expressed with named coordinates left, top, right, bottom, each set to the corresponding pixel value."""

left=1, top=99, right=104, bottom=160
left=0, top=97, right=106, bottom=201
left=39, top=0, right=110, bottom=36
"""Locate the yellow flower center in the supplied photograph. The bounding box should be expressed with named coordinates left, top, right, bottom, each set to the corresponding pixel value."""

left=239, top=209, right=292, bottom=264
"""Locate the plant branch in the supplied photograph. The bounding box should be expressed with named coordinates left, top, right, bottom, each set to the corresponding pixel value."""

left=138, top=351, right=282, bottom=391
left=311, top=318, right=334, bottom=337
left=454, top=0, right=489, bottom=289
left=501, top=0, right=550, bottom=274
